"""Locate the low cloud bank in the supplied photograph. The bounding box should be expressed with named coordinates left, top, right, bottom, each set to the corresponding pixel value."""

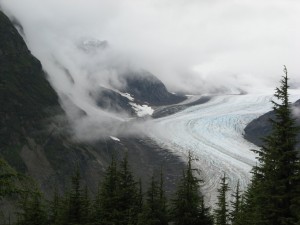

left=1, top=0, right=300, bottom=140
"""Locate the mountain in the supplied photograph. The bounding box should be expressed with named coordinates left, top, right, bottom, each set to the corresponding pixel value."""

left=121, top=70, right=186, bottom=106
left=75, top=37, right=186, bottom=116
left=0, top=10, right=62, bottom=173
left=90, top=86, right=136, bottom=116
left=0, top=10, right=108, bottom=193
left=244, top=99, right=300, bottom=148
left=0, top=10, right=184, bottom=200
left=90, top=71, right=187, bottom=117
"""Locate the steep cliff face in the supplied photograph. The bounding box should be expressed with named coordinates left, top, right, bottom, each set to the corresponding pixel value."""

left=0, top=11, right=184, bottom=197
left=0, top=10, right=107, bottom=194
left=0, top=10, right=60, bottom=172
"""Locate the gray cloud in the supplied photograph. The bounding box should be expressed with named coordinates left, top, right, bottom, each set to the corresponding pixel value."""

left=1, top=0, right=300, bottom=139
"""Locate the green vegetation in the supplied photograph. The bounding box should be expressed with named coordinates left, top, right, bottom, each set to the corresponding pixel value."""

left=229, top=180, right=241, bottom=225
left=0, top=153, right=213, bottom=225
left=171, top=153, right=213, bottom=225
left=137, top=170, right=168, bottom=225
left=213, top=174, right=229, bottom=225
left=233, top=67, right=300, bottom=225
left=0, top=158, right=20, bottom=199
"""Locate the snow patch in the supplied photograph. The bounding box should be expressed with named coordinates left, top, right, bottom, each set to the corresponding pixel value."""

left=110, top=136, right=120, bottom=142
left=119, top=92, right=134, bottom=101
left=130, top=103, right=154, bottom=117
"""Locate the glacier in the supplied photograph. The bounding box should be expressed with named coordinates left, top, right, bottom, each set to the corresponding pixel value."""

left=149, top=90, right=300, bottom=206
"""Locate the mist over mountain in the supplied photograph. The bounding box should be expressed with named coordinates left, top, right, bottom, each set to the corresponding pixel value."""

left=1, top=0, right=300, bottom=140
left=0, top=10, right=186, bottom=201
left=1, top=2, right=300, bottom=222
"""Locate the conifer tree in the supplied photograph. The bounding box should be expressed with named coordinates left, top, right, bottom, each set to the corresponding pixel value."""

left=199, top=197, right=213, bottom=225
left=214, top=173, right=229, bottom=225
left=229, top=180, right=241, bottom=225
left=48, top=187, right=64, bottom=225
left=64, top=167, right=92, bottom=225
left=138, top=176, right=160, bottom=225
left=138, top=178, right=143, bottom=211
left=92, top=184, right=102, bottom=225
left=249, top=67, right=300, bottom=225
left=117, top=153, right=140, bottom=225
left=96, top=155, right=120, bottom=225
left=17, top=191, right=47, bottom=225
left=238, top=169, right=265, bottom=225
left=81, top=185, right=91, bottom=225
left=67, top=168, right=83, bottom=224
left=171, top=152, right=212, bottom=225
left=158, top=170, right=168, bottom=225
left=0, top=158, right=20, bottom=198
left=137, top=172, right=168, bottom=225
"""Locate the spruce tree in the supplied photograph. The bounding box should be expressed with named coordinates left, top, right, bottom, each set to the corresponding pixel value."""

left=48, top=187, right=64, bottom=225
left=214, top=173, right=229, bottom=225
left=81, top=185, right=91, bottom=225
left=117, top=153, right=140, bottom=225
left=137, top=173, right=168, bottom=225
left=237, top=169, right=265, bottom=225
left=250, top=67, right=300, bottom=225
left=138, top=176, right=160, bottom=225
left=229, top=180, right=241, bottom=225
left=171, top=152, right=212, bottom=225
left=158, top=170, right=168, bottom=225
left=65, top=167, right=91, bottom=225
left=138, top=178, right=143, bottom=212
left=68, top=168, right=83, bottom=224
left=96, top=155, right=120, bottom=225
left=92, top=184, right=102, bottom=225
left=17, top=191, right=47, bottom=225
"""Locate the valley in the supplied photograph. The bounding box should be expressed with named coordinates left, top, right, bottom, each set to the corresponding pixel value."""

left=149, top=90, right=300, bottom=206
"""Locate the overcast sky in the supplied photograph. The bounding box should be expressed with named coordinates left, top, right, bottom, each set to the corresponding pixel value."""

left=1, top=0, right=300, bottom=139
left=1, top=0, right=300, bottom=93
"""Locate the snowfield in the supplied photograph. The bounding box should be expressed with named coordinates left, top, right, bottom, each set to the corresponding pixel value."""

left=148, top=90, right=300, bottom=207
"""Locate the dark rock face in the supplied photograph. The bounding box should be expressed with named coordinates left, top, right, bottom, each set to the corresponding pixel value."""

left=93, top=71, right=187, bottom=117
left=244, top=99, right=300, bottom=149
left=0, top=10, right=62, bottom=172
left=0, top=11, right=110, bottom=196
left=121, top=70, right=186, bottom=106
left=90, top=87, right=135, bottom=116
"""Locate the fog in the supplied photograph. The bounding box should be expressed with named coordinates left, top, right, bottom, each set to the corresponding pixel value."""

left=1, top=0, right=300, bottom=139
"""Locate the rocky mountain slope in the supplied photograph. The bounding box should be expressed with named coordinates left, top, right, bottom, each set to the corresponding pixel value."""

left=244, top=99, right=300, bottom=148
left=89, top=71, right=186, bottom=117
left=0, top=10, right=185, bottom=198
left=121, top=70, right=186, bottom=106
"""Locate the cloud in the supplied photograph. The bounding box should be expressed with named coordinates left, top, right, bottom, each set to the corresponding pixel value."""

left=1, top=0, right=300, bottom=139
